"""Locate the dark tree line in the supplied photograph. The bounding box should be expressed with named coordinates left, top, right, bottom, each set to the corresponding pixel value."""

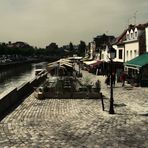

left=64, top=41, right=86, bottom=56
left=0, top=42, right=63, bottom=57
left=78, top=41, right=86, bottom=56
left=0, top=43, right=34, bottom=56
left=0, top=40, right=87, bottom=58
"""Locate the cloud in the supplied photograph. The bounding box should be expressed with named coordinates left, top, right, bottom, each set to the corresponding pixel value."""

left=0, top=0, right=147, bottom=47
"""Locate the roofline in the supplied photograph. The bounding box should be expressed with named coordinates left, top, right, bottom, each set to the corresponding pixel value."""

left=124, top=63, right=141, bottom=68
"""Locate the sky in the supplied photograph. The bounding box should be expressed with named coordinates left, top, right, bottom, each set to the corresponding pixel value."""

left=0, top=0, right=148, bottom=48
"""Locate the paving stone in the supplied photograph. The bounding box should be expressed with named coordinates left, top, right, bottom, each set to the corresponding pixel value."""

left=0, top=68, right=148, bottom=147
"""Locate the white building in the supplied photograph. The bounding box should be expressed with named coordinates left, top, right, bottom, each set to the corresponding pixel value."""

left=89, top=41, right=96, bottom=60
left=114, top=23, right=148, bottom=63
left=124, top=26, right=144, bottom=62
left=100, top=45, right=111, bottom=62
left=145, top=26, right=148, bottom=52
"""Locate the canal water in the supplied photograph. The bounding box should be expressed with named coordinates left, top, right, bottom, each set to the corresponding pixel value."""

left=0, top=62, right=47, bottom=94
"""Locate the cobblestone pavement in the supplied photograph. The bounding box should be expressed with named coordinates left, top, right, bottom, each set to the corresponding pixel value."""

left=0, top=69, right=148, bottom=148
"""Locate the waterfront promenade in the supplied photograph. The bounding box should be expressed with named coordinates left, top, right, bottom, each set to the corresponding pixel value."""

left=0, top=69, right=148, bottom=147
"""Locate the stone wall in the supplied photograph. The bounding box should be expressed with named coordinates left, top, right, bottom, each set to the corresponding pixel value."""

left=0, top=72, right=47, bottom=117
left=42, top=91, right=101, bottom=99
left=0, top=88, right=17, bottom=116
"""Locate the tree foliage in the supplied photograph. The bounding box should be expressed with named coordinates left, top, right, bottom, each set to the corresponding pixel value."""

left=69, top=42, right=74, bottom=52
left=0, top=40, right=84, bottom=59
left=78, top=41, right=86, bottom=56
left=0, top=44, right=34, bottom=56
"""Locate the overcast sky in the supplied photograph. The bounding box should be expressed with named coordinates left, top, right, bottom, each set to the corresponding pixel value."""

left=0, top=0, right=148, bottom=47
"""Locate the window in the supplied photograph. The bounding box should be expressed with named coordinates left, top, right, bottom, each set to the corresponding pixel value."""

left=134, top=28, right=138, bottom=39
left=130, top=29, right=134, bottom=39
left=134, top=50, right=137, bottom=57
left=135, top=32, right=138, bottom=38
left=130, top=50, right=132, bottom=59
left=126, top=31, right=130, bottom=40
left=127, top=51, right=128, bottom=60
left=131, top=33, right=133, bottom=39
left=119, top=49, right=122, bottom=59
left=126, top=34, right=129, bottom=40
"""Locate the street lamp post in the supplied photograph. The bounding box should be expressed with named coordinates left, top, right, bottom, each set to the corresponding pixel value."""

left=108, top=45, right=116, bottom=114
left=109, top=58, right=114, bottom=114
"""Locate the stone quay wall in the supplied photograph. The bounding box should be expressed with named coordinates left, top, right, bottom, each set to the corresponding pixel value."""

left=0, top=71, right=47, bottom=117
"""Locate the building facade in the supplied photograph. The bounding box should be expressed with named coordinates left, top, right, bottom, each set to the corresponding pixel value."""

left=94, top=34, right=115, bottom=61
left=145, top=26, right=148, bottom=52
left=114, top=23, right=148, bottom=63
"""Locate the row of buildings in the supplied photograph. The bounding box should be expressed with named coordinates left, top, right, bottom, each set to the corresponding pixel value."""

left=85, top=22, right=148, bottom=86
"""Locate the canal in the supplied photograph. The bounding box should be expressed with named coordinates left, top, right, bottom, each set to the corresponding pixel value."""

left=0, top=62, right=47, bottom=94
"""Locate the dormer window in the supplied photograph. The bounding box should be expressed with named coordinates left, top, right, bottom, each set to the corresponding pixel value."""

left=131, top=33, right=133, bottom=39
left=126, top=31, right=130, bottom=40
left=135, top=31, right=138, bottom=38
left=127, top=34, right=129, bottom=40
left=134, top=28, right=138, bottom=39
left=130, top=29, right=134, bottom=39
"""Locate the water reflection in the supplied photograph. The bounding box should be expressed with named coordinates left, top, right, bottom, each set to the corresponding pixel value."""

left=0, top=62, right=47, bottom=94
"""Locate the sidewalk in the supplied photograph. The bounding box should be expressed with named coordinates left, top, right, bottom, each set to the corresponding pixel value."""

left=0, top=68, right=147, bottom=147
left=79, top=67, right=148, bottom=115
left=98, top=75, right=148, bottom=115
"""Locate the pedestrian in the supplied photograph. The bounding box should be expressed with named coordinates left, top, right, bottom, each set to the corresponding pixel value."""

left=95, top=80, right=101, bottom=93
left=120, top=72, right=126, bottom=87
left=105, top=74, right=110, bottom=87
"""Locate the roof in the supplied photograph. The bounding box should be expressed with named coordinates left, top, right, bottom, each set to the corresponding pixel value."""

left=83, top=60, right=98, bottom=65
left=47, top=58, right=73, bottom=72
left=113, top=29, right=127, bottom=45
left=136, top=22, right=148, bottom=30
left=113, top=22, right=148, bottom=45
left=68, top=56, right=83, bottom=60
left=83, top=60, right=102, bottom=66
left=48, top=59, right=72, bottom=66
left=124, top=53, right=148, bottom=68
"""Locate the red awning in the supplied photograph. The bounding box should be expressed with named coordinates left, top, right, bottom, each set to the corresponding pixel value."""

left=90, top=61, right=102, bottom=68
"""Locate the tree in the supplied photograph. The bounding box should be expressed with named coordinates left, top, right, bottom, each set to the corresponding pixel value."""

left=78, top=41, right=86, bottom=56
left=0, top=44, right=6, bottom=55
left=94, top=34, right=115, bottom=52
left=46, top=42, right=58, bottom=55
left=69, top=42, right=74, bottom=51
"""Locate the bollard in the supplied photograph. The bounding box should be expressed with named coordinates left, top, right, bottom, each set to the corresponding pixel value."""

left=100, top=92, right=105, bottom=111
